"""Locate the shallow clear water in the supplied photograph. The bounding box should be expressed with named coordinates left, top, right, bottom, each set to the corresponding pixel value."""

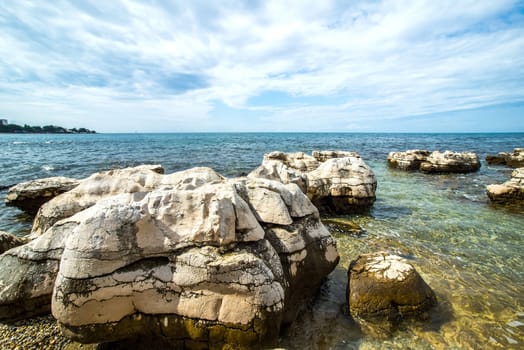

left=0, top=133, right=523, bottom=349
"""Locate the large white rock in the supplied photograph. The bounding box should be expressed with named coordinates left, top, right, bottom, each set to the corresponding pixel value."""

left=0, top=167, right=338, bottom=349
left=249, top=150, right=377, bottom=214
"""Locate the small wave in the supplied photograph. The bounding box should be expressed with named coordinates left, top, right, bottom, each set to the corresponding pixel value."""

left=13, top=141, right=26, bottom=145
left=41, top=165, right=55, bottom=172
left=45, top=141, right=52, bottom=144
left=463, top=194, right=481, bottom=202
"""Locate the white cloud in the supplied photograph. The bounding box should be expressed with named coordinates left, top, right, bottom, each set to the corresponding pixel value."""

left=0, top=0, right=523, bottom=131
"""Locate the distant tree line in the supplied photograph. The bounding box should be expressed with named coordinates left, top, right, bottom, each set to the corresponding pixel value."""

left=0, top=123, right=96, bottom=134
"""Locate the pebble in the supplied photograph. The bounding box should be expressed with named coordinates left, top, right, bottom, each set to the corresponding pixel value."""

left=0, top=315, right=96, bottom=350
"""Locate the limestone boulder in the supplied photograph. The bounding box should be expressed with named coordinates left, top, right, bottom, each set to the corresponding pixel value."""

left=5, top=176, right=80, bottom=215
left=486, top=148, right=524, bottom=168
left=387, top=150, right=431, bottom=171
left=347, top=253, right=437, bottom=324
left=0, top=231, right=25, bottom=254
left=30, top=165, right=223, bottom=236
left=420, top=151, right=480, bottom=173
left=307, top=157, right=377, bottom=213
left=487, top=167, right=524, bottom=203
left=249, top=150, right=377, bottom=214
left=0, top=167, right=338, bottom=349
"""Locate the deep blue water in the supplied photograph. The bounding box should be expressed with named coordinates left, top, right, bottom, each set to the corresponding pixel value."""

left=0, top=132, right=523, bottom=349
left=1, top=132, right=522, bottom=186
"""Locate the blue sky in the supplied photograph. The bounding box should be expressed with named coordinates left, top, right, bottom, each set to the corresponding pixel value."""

left=0, top=0, right=523, bottom=132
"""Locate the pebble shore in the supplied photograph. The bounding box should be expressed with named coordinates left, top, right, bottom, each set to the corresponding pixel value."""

left=0, top=315, right=96, bottom=350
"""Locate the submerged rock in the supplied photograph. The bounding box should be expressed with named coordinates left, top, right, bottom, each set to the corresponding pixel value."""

left=487, top=167, right=524, bottom=204
left=5, top=176, right=81, bottom=215
left=0, top=231, right=25, bottom=254
left=347, top=253, right=437, bottom=335
left=249, top=150, right=377, bottom=214
left=321, top=218, right=365, bottom=236
left=486, top=148, right=524, bottom=168
left=387, top=150, right=480, bottom=173
left=0, top=166, right=338, bottom=349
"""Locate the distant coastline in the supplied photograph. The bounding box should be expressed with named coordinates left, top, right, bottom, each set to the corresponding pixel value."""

left=0, top=122, right=96, bottom=134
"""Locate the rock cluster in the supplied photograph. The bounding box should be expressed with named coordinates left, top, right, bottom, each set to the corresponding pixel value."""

left=387, top=150, right=480, bottom=173
left=347, top=253, right=437, bottom=335
left=5, top=176, right=81, bottom=215
left=0, top=165, right=339, bottom=349
left=0, top=231, right=25, bottom=254
left=486, top=148, right=524, bottom=168
left=487, top=167, right=524, bottom=204
left=249, top=150, right=377, bottom=213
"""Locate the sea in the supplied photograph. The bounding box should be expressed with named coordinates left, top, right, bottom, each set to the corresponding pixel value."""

left=0, top=132, right=523, bottom=349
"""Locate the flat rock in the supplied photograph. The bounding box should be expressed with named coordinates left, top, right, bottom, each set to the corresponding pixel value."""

left=487, top=167, right=524, bottom=204
left=388, top=150, right=480, bottom=173
left=420, top=151, right=481, bottom=173
left=5, top=176, right=81, bottom=215
left=486, top=148, right=524, bottom=168
left=249, top=150, right=377, bottom=214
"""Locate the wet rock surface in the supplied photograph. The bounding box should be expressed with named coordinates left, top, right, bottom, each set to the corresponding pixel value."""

left=388, top=150, right=480, bottom=173
left=249, top=150, right=377, bottom=214
left=321, top=218, right=366, bottom=236
left=487, top=167, right=524, bottom=204
left=347, top=253, right=437, bottom=335
left=0, top=166, right=339, bottom=349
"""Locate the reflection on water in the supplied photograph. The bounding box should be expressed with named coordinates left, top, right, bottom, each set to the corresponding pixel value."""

left=282, top=162, right=524, bottom=349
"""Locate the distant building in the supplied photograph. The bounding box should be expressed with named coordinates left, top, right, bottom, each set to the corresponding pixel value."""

left=0, top=119, right=7, bottom=126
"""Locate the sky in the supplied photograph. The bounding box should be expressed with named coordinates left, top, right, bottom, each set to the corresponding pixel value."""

left=0, top=0, right=523, bottom=133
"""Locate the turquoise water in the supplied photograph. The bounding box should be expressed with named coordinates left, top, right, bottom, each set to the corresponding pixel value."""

left=0, top=133, right=523, bottom=349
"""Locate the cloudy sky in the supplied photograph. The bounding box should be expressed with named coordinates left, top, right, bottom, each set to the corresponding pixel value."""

left=1, top=0, right=523, bottom=132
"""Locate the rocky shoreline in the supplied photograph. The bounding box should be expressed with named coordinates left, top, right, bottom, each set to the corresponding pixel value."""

left=1, top=148, right=522, bottom=349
